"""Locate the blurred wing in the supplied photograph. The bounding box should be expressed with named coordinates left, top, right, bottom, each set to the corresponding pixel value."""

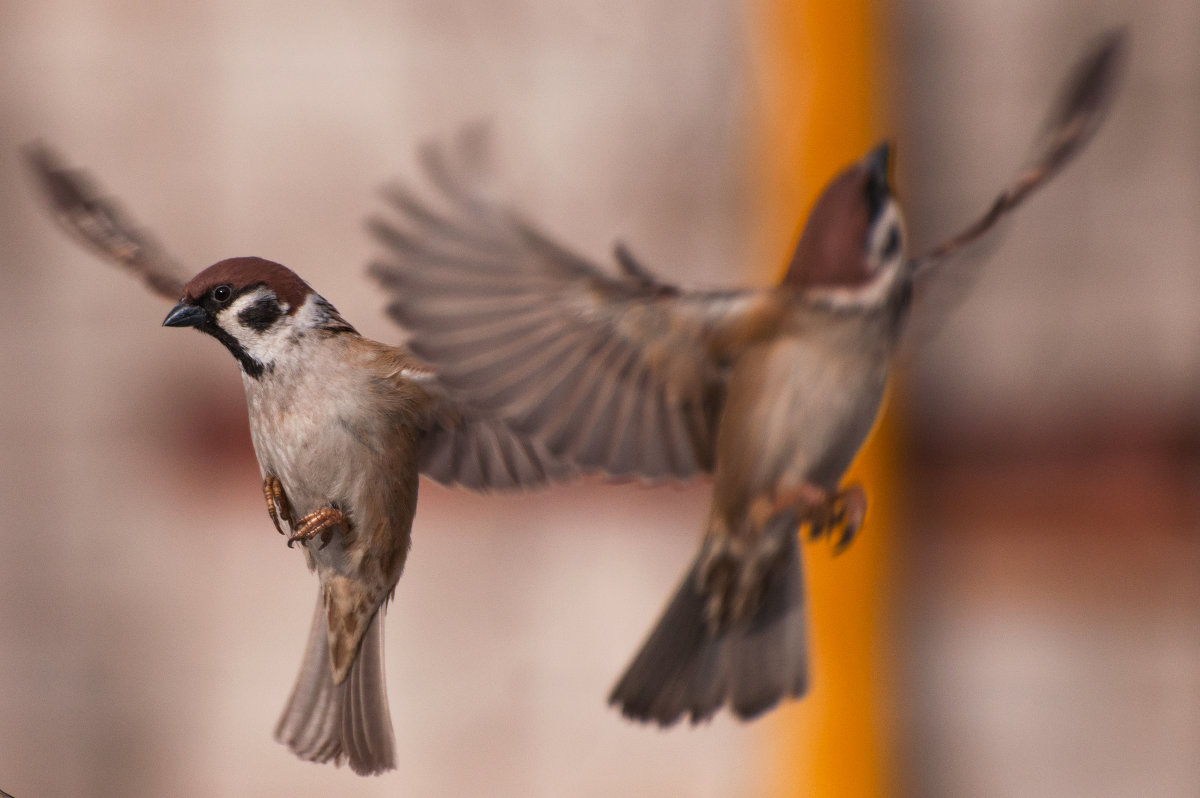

left=23, top=143, right=186, bottom=300
left=415, top=369, right=580, bottom=491
left=370, top=132, right=782, bottom=481
left=909, top=27, right=1128, bottom=279
left=420, top=417, right=577, bottom=491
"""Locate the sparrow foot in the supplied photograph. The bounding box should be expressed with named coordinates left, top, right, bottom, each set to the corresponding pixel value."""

left=805, top=483, right=867, bottom=555
left=263, top=476, right=293, bottom=535
left=766, top=481, right=866, bottom=555
left=287, top=506, right=345, bottom=550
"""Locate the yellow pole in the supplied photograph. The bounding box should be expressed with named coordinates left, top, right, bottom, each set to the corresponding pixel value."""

left=745, top=1, right=898, bottom=796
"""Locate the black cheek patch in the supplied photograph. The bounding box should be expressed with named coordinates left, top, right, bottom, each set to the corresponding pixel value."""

left=238, top=298, right=283, bottom=332
left=882, top=225, right=901, bottom=260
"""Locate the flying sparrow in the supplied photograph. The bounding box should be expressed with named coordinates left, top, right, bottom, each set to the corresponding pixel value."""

left=366, top=30, right=1126, bottom=725
left=25, top=164, right=575, bottom=776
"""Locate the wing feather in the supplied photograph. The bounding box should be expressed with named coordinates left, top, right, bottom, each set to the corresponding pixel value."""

left=23, top=143, right=187, bottom=300
left=910, top=27, right=1127, bottom=277
left=370, top=131, right=783, bottom=481
left=416, top=388, right=578, bottom=491
left=372, top=345, right=578, bottom=493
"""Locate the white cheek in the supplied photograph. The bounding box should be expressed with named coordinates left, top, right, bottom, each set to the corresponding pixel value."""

left=807, top=273, right=897, bottom=310
left=869, top=202, right=906, bottom=273
left=217, top=292, right=327, bottom=368
left=223, top=291, right=263, bottom=319
left=216, top=291, right=289, bottom=362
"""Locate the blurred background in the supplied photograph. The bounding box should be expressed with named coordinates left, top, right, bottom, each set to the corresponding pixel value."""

left=1, top=1, right=1197, bottom=796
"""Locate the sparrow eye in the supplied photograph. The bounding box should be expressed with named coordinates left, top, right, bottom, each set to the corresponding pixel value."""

left=211, top=285, right=233, bottom=304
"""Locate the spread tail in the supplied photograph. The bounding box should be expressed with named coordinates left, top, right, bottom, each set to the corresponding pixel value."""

left=275, top=597, right=396, bottom=775
left=609, top=529, right=808, bottom=725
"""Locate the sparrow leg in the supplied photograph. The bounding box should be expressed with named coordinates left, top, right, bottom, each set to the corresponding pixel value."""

left=287, top=506, right=346, bottom=550
left=263, top=476, right=293, bottom=535
left=763, top=482, right=829, bottom=532
left=696, top=481, right=868, bottom=630
left=768, top=481, right=867, bottom=555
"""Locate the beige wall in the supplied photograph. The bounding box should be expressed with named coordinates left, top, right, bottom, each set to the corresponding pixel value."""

left=2, top=3, right=763, bottom=796
left=1, top=1, right=1196, bottom=797
left=890, top=4, right=1200, bottom=797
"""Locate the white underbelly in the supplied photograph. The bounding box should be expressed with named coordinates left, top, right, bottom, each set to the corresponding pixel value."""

left=718, top=337, right=889, bottom=495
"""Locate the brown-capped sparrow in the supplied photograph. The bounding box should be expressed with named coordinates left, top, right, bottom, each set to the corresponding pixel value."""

left=24, top=169, right=576, bottom=774
left=366, top=29, right=1126, bottom=725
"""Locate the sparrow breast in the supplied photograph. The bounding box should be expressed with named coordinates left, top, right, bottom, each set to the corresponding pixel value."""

left=244, top=331, right=422, bottom=580
left=714, top=309, right=892, bottom=515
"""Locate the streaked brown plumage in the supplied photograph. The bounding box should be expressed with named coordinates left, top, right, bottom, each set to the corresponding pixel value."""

left=21, top=176, right=575, bottom=773
left=367, top=29, right=1126, bottom=725
left=162, top=257, right=575, bottom=774
left=24, top=25, right=1124, bottom=739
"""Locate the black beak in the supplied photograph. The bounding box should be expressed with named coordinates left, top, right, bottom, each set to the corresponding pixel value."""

left=163, top=301, right=206, bottom=328
left=864, top=140, right=892, bottom=220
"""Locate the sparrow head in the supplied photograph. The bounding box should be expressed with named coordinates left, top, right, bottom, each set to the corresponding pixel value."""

left=163, top=256, right=356, bottom=378
left=783, top=142, right=907, bottom=308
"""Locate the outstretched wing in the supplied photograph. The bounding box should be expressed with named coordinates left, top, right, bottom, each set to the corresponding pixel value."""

left=370, top=133, right=784, bottom=481
left=27, top=143, right=571, bottom=493
left=909, top=27, right=1128, bottom=278
left=413, top=368, right=580, bottom=491
left=23, top=143, right=187, bottom=300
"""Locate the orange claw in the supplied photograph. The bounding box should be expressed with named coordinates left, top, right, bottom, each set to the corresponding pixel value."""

left=769, top=480, right=867, bottom=554
left=816, top=483, right=867, bottom=555
left=263, top=476, right=292, bottom=535
left=287, top=507, right=345, bottom=550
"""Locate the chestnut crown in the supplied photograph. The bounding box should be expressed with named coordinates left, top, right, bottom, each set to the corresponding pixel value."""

left=163, top=257, right=353, bottom=379
left=783, top=142, right=905, bottom=293
left=179, top=256, right=314, bottom=312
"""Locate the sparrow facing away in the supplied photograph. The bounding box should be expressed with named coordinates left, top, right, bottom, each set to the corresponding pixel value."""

left=366, top=29, right=1126, bottom=725
left=23, top=158, right=578, bottom=771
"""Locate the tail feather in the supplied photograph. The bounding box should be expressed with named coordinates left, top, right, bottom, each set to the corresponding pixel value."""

left=609, top=531, right=808, bottom=725
left=275, top=598, right=396, bottom=775
left=728, top=534, right=808, bottom=718
left=343, top=613, right=394, bottom=770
